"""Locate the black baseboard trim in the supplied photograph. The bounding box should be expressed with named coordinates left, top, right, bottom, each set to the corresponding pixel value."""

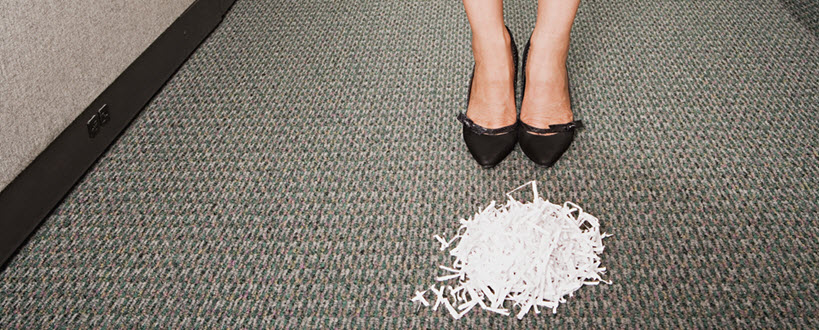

left=0, top=0, right=236, bottom=270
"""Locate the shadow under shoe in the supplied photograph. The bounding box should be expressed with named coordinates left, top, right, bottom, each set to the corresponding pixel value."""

left=457, top=25, right=519, bottom=169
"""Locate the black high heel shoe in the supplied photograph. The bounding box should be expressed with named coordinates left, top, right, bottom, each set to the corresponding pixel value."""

left=518, top=36, right=584, bottom=167
left=456, top=25, right=519, bottom=168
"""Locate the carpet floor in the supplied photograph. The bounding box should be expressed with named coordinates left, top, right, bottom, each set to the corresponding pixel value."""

left=1, top=0, right=818, bottom=327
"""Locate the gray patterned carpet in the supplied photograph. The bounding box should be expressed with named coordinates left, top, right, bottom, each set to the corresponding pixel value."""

left=2, top=0, right=818, bottom=327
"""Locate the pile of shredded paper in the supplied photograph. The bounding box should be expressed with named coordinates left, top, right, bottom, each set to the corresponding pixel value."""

left=412, top=181, right=611, bottom=319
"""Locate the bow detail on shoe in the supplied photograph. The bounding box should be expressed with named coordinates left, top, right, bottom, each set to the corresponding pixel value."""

left=519, top=119, right=584, bottom=135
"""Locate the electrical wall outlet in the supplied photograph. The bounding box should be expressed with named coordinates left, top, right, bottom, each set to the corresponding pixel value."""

left=87, top=115, right=100, bottom=138
left=98, top=104, right=110, bottom=125
left=87, top=104, right=110, bottom=138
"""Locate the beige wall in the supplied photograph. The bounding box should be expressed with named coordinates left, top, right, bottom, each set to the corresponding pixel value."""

left=0, top=0, right=196, bottom=191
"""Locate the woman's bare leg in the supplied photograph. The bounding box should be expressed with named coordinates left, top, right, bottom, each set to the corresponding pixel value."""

left=463, top=0, right=517, bottom=129
left=520, top=0, right=580, bottom=132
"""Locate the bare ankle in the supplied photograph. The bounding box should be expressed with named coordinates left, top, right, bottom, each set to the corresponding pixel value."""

left=528, top=30, right=570, bottom=59
left=471, top=24, right=511, bottom=47
left=472, top=34, right=512, bottom=65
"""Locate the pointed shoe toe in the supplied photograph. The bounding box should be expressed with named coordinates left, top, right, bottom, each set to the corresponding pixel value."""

left=518, top=130, right=575, bottom=167
left=517, top=120, right=584, bottom=167
left=462, top=126, right=517, bottom=168
left=458, top=113, right=518, bottom=168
